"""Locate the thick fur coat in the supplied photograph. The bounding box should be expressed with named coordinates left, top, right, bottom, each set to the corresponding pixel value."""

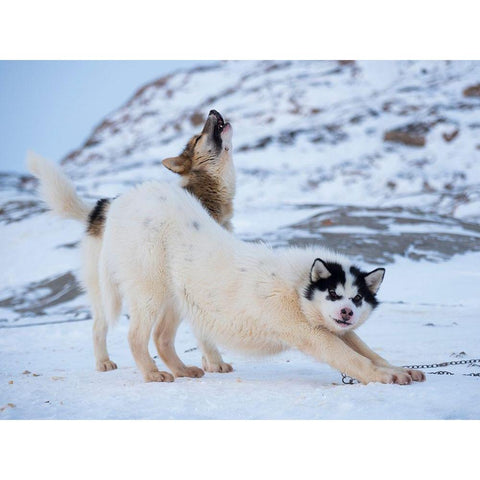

left=27, top=150, right=425, bottom=385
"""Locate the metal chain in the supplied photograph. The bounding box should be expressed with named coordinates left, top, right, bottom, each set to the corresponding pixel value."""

left=402, top=358, right=480, bottom=369
left=341, top=358, right=480, bottom=385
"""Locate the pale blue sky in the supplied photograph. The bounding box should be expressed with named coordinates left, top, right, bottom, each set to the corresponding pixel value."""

left=0, top=61, right=213, bottom=173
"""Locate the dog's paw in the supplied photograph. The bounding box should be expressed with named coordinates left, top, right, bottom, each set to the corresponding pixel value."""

left=403, top=368, right=426, bottom=382
left=96, top=360, right=118, bottom=372
left=175, top=366, right=205, bottom=378
left=375, top=367, right=413, bottom=385
left=144, top=371, right=175, bottom=383
left=202, top=357, right=233, bottom=373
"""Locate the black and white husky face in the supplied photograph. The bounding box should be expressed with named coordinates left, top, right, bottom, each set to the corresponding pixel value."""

left=302, top=258, right=385, bottom=334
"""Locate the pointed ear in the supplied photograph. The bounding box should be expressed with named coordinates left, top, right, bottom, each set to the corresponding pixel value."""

left=364, top=268, right=385, bottom=294
left=162, top=156, right=191, bottom=174
left=310, top=259, right=331, bottom=282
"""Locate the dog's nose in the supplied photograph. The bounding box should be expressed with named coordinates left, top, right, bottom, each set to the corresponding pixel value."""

left=341, top=308, right=354, bottom=320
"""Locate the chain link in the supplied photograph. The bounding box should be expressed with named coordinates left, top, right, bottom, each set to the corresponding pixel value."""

left=341, top=358, right=480, bottom=384
left=401, top=358, right=480, bottom=370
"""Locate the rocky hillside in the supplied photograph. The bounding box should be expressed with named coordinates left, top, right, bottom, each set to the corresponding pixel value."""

left=1, top=60, right=480, bottom=326
left=58, top=60, right=480, bottom=221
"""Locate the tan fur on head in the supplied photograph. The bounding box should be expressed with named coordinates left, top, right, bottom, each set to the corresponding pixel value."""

left=162, top=110, right=235, bottom=231
left=162, top=156, right=192, bottom=175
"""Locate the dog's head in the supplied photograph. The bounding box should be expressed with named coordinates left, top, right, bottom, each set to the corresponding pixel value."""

left=301, top=258, right=385, bottom=334
left=162, top=109, right=233, bottom=177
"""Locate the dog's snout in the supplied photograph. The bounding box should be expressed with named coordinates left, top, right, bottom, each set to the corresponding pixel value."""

left=341, top=308, right=354, bottom=320
left=208, top=109, right=224, bottom=124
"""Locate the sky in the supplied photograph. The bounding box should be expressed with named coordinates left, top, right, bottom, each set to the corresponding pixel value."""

left=0, top=60, right=212, bottom=173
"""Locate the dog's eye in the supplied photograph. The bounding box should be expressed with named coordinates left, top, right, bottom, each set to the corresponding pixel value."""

left=353, top=294, right=362, bottom=303
left=328, top=289, right=338, bottom=299
left=193, top=136, right=201, bottom=148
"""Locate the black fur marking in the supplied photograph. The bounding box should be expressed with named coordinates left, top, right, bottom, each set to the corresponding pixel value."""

left=193, top=135, right=201, bottom=148
left=304, top=261, right=346, bottom=300
left=87, top=198, right=111, bottom=236
left=350, top=266, right=380, bottom=309
left=192, top=221, right=200, bottom=230
left=327, top=290, right=343, bottom=301
left=352, top=294, right=363, bottom=308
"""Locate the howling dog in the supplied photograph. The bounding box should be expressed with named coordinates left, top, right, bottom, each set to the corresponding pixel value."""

left=88, top=109, right=235, bottom=238
left=28, top=157, right=424, bottom=385
left=161, top=109, right=235, bottom=231
left=28, top=109, right=235, bottom=376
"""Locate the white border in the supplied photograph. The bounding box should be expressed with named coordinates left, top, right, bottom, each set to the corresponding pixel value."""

left=1, top=421, right=478, bottom=479
left=1, top=1, right=478, bottom=59
left=1, top=2, right=478, bottom=476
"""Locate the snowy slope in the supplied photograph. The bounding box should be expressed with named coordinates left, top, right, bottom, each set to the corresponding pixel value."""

left=1, top=61, right=480, bottom=419
left=59, top=60, right=480, bottom=222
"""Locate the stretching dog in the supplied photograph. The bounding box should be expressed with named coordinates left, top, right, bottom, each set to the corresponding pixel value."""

left=28, top=109, right=235, bottom=375
left=26, top=159, right=425, bottom=384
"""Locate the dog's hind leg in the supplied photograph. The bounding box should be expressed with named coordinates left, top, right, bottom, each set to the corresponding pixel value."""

left=92, top=305, right=117, bottom=372
left=198, top=338, right=233, bottom=373
left=128, top=297, right=174, bottom=383
left=153, top=305, right=204, bottom=378
left=82, top=236, right=117, bottom=372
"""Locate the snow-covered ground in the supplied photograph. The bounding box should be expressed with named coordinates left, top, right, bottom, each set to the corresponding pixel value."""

left=1, top=251, right=479, bottom=420
left=1, top=61, right=480, bottom=419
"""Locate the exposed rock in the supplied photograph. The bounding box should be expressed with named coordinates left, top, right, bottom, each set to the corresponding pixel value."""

left=190, top=112, right=205, bottom=127
left=260, top=205, right=480, bottom=265
left=237, top=136, right=273, bottom=152
left=443, top=128, right=459, bottom=143
left=0, top=272, right=82, bottom=315
left=463, top=84, right=480, bottom=97
left=384, top=123, right=430, bottom=147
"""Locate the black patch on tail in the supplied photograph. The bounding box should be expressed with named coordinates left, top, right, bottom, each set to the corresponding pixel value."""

left=350, top=266, right=380, bottom=309
left=304, top=261, right=346, bottom=300
left=87, top=198, right=111, bottom=237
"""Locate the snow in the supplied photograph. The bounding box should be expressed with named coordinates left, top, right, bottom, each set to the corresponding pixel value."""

left=1, top=251, right=479, bottom=420
left=1, top=60, right=480, bottom=419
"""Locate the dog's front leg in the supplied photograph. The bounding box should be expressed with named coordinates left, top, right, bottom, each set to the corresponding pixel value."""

left=198, top=338, right=233, bottom=373
left=281, top=323, right=413, bottom=385
left=153, top=306, right=204, bottom=379
left=341, top=331, right=425, bottom=382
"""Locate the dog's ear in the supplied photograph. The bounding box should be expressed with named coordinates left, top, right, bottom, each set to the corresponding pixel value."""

left=364, top=268, right=385, bottom=294
left=310, top=258, right=331, bottom=282
left=162, top=156, right=192, bottom=174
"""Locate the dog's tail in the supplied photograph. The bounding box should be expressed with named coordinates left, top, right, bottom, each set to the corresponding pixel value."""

left=27, top=151, right=92, bottom=223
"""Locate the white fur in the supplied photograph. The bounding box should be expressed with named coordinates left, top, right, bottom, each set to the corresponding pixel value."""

left=27, top=154, right=426, bottom=385
left=99, top=181, right=424, bottom=384
left=27, top=151, right=92, bottom=221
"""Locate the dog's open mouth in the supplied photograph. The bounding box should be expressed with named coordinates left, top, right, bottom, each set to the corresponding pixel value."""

left=331, top=317, right=352, bottom=327
left=210, top=109, right=225, bottom=131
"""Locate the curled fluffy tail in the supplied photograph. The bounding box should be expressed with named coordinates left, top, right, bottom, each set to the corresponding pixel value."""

left=27, top=151, right=92, bottom=223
